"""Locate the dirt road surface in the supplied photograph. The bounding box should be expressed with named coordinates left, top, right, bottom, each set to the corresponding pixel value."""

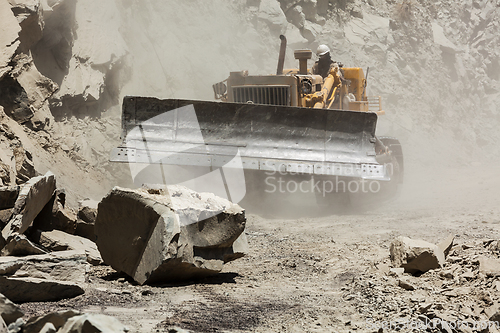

left=18, top=158, right=500, bottom=333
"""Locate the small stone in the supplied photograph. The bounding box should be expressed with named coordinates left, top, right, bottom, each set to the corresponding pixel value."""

left=390, top=237, right=445, bottom=274
left=389, top=268, right=404, bottom=276
left=437, top=234, right=455, bottom=258
left=478, top=256, right=500, bottom=277
left=419, top=303, right=432, bottom=313
left=58, top=314, right=128, bottom=333
left=462, top=270, right=475, bottom=280
left=440, top=270, right=454, bottom=279
left=398, top=278, right=415, bottom=291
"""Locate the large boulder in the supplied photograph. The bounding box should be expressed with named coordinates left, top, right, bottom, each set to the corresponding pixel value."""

left=0, top=250, right=87, bottom=302
left=0, top=277, right=84, bottom=303
left=95, top=186, right=248, bottom=285
left=390, top=237, right=445, bottom=274
left=2, top=171, right=56, bottom=242
left=34, top=230, right=102, bottom=265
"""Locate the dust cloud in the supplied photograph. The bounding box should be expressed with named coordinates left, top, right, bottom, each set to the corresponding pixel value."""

left=105, top=1, right=499, bottom=217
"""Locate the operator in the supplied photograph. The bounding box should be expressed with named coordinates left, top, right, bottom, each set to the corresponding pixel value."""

left=312, top=44, right=337, bottom=79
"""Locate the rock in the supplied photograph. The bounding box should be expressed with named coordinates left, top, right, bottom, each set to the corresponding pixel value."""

left=316, top=0, right=328, bottom=16
left=43, top=0, right=128, bottom=116
left=2, top=172, right=56, bottom=242
left=34, top=230, right=102, bottom=265
left=0, top=276, right=84, bottom=303
left=39, top=323, right=57, bottom=333
left=301, top=20, right=322, bottom=42
left=74, top=220, right=95, bottom=242
left=495, top=280, right=500, bottom=291
left=58, top=314, right=128, bottom=333
left=437, top=234, right=455, bottom=258
left=431, top=22, right=457, bottom=54
left=0, top=210, right=11, bottom=229
left=478, top=256, right=500, bottom=277
left=0, top=186, right=19, bottom=210
left=491, top=310, right=500, bottom=323
left=390, top=237, right=445, bottom=274
left=398, top=278, right=416, bottom=291
left=74, top=199, right=97, bottom=241
left=23, top=310, right=80, bottom=333
left=12, top=143, right=36, bottom=183
left=0, top=76, right=34, bottom=123
left=462, top=269, right=475, bottom=279
left=10, top=54, right=57, bottom=130
left=389, top=267, right=404, bottom=276
left=0, top=293, right=23, bottom=325
left=286, top=5, right=306, bottom=29
left=32, top=189, right=77, bottom=234
left=258, top=0, right=287, bottom=35
left=0, top=317, right=6, bottom=333
left=1, top=233, right=47, bottom=256
left=301, top=0, right=317, bottom=21
left=439, top=270, right=454, bottom=279
left=0, top=0, right=21, bottom=70
left=344, top=13, right=390, bottom=46
left=7, top=318, right=23, bottom=333
left=166, top=327, right=191, bottom=333
left=0, top=250, right=88, bottom=284
left=284, top=23, right=308, bottom=49
left=7, top=0, right=44, bottom=53
left=95, top=186, right=247, bottom=285
left=77, top=199, right=98, bottom=224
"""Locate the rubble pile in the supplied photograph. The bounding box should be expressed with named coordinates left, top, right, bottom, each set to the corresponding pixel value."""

left=0, top=172, right=248, bottom=331
left=343, top=236, right=500, bottom=332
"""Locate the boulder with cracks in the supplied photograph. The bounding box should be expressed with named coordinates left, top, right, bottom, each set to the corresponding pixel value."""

left=95, top=186, right=248, bottom=285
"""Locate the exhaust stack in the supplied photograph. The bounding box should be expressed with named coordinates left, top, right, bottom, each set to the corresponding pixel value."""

left=276, top=35, right=287, bottom=75
left=294, top=49, right=312, bottom=75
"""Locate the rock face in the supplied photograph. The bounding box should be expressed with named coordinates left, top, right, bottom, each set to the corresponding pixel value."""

left=95, top=186, right=248, bottom=285
left=390, top=237, right=445, bottom=274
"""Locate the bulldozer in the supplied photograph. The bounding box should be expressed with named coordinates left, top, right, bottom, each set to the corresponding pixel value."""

left=110, top=36, right=403, bottom=207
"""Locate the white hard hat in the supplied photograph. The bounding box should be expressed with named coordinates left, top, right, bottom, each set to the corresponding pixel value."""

left=317, top=44, right=330, bottom=57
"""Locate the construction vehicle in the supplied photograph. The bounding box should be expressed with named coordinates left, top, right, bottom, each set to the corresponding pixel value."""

left=111, top=36, right=403, bottom=207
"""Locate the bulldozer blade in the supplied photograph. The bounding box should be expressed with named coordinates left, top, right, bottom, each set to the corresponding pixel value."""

left=111, top=96, right=390, bottom=180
